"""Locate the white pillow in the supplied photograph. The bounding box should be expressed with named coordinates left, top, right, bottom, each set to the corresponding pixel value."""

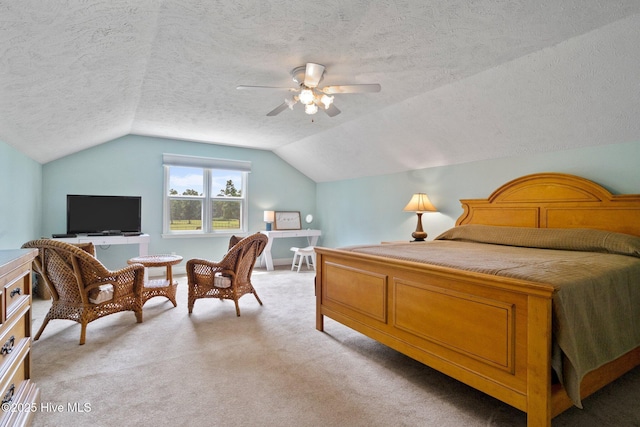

left=214, top=274, right=232, bottom=288
left=88, top=284, right=114, bottom=304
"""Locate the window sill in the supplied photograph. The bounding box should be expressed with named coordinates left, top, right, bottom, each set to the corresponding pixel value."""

left=161, top=232, right=247, bottom=239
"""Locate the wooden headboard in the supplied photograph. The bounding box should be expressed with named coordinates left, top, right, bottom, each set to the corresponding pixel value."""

left=456, top=173, right=640, bottom=237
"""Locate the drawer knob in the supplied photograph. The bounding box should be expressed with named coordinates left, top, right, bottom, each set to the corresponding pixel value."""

left=1, top=384, right=14, bottom=405
left=10, top=288, right=21, bottom=298
left=1, top=336, right=15, bottom=355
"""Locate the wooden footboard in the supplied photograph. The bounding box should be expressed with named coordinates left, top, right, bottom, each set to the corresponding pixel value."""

left=315, top=247, right=556, bottom=426
left=315, top=246, right=640, bottom=426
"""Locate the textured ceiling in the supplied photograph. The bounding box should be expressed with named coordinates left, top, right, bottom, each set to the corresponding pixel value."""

left=1, top=1, right=639, bottom=182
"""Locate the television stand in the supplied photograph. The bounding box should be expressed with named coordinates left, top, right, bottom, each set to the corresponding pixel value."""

left=52, top=233, right=150, bottom=256
left=85, top=230, right=125, bottom=236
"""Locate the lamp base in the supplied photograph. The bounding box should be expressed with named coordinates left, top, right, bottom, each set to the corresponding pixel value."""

left=266, top=223, right=272, bottom=231
left=410, top=213, right=427, bottom=242
left=410, top=231, right=427, bottom=242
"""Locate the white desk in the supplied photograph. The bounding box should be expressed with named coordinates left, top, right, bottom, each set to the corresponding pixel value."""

left=52, top=234, right=150, bottom=256
left=259, top=229, right=321, bottom=271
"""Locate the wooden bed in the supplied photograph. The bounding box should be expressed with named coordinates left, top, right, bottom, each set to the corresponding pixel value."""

left=315, top=173, right=640, bottom=427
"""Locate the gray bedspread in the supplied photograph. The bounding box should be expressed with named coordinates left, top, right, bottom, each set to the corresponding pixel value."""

left=344, top=225, right=640, bottom=407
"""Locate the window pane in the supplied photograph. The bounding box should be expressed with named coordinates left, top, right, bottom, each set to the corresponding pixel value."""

left=212, top=170, right=243, bottom=196
left=164, top=162, right=247, bottom=235
left=212, top=200, right=241, bottom=230
left=169, top=199, right=202, bottom=231
left=169, top=166, right=204, bottom=196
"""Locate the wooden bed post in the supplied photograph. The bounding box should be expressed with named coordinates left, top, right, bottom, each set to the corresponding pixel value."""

left=526, top=293, right=553, bottom=427
left=315, top=252, right=324, bottom=331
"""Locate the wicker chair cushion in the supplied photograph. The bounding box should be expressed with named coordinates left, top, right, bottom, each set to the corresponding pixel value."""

left=88, top=284, right=114, bottom=304
left=214, top=274, right=232, bottom=288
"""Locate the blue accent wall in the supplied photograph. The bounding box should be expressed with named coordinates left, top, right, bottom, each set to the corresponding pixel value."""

left=316, top=141, right=640, bottom=248
left=0, top=140, right=42, bottom=249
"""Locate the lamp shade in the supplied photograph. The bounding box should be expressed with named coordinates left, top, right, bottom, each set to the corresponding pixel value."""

left=403, top=193, right=437, bottom=212
left=263, top=210, right=275, bottom=222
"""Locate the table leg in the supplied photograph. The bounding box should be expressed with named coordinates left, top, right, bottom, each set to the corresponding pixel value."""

left=308, top=236, right=319, bottom=270
left=263, top=237, right=275, bottom=271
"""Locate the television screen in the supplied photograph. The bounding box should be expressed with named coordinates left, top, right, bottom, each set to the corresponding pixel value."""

left=67, top=195, right=142, bottom=234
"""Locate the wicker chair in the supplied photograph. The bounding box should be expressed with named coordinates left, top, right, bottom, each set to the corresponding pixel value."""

left=22, top=239, right=145, bottom=345
left=187, top=232, right=267, bottom=316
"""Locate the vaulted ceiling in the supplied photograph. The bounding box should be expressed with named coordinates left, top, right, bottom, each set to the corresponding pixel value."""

left=1, top=1, right=639, bottom=182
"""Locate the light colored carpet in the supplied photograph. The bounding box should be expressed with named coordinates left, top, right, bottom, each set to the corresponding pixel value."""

left=30, top=267, right=640, bottom=426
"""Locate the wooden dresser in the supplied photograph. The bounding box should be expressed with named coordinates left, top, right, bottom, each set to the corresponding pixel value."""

left=0, top=249, right=39, bottom=426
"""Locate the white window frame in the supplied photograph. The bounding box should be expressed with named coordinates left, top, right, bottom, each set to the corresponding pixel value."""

left=162, top=154, right=251, bottom=238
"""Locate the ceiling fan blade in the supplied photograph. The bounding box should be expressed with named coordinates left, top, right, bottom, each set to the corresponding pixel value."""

left=322, top=104, right=341, bottom=117
left=266, top=102, right=290, bottom=116
left=304, top=63, right=325, bottom=88
left=237, top=85, right=298, bottom=92
left=321, top=84, right=381, bottom=94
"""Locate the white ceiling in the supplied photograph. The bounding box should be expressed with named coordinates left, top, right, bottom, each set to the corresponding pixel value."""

left=1, top=1, right=639, bottom=182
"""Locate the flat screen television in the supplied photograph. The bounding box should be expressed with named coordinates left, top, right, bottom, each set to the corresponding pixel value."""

left=67, top=195, right=142, bottom=234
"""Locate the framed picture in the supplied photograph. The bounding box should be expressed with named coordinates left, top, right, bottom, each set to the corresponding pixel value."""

left=274, top=211, right=301, bottom=230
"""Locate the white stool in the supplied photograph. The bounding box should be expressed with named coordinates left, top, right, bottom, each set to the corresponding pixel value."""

left=290, top=246, right=315, bottom=272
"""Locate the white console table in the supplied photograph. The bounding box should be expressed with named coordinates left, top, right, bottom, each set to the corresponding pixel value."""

left=259, top=229, right=321, bottom=271
left=52, top=234, right=150, bottom=256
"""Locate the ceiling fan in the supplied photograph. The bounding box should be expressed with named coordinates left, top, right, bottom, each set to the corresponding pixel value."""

left=237, top=63, right=381, bottom=117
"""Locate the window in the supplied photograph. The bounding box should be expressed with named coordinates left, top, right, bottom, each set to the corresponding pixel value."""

left=162, top=154, right=251, bottom=236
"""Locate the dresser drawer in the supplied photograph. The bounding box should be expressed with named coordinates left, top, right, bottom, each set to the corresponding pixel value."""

left=0, top=380, right=39, bottom=427
left=0, top=341, right=29, bottom=408
left=0, top=345, right=33, bottom=426
left=3, top=270, right=29, bottom=322
left=0, top=310, right=28, bottom=370
left=0, top=262, right=29, bottom=292
left=0, top=359, right=26, bottom=403
left=0, top=263, right=30, bottom=325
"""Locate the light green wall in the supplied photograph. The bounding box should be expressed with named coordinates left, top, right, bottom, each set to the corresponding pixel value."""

left=0, top=140, right=42, bottom=249
left=316, top=141, right=640, bottom=248
left=41, top=135, right=317, bottom=269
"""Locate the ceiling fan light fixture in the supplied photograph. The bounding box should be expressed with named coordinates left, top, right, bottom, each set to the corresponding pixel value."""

left=237, top=63, right=381, bottom=118
left=320, top=94, right=334, bottom=109
left=299, top=88, right=315, bottom=105
left=305, top=103, right=318, bottom=115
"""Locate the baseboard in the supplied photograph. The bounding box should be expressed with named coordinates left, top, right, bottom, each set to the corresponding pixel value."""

left=261, top=257, right=294, bottom=269
left=147, top=257, right=294, bottom=278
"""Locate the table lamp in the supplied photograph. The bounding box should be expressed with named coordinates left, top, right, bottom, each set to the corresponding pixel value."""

left=264, top=210, right=275, bottom=231
left=403, top=193, right=436, bottom=241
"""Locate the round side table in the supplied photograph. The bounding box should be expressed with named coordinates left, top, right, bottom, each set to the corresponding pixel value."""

left=128, top=254, right=183, bottom=307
